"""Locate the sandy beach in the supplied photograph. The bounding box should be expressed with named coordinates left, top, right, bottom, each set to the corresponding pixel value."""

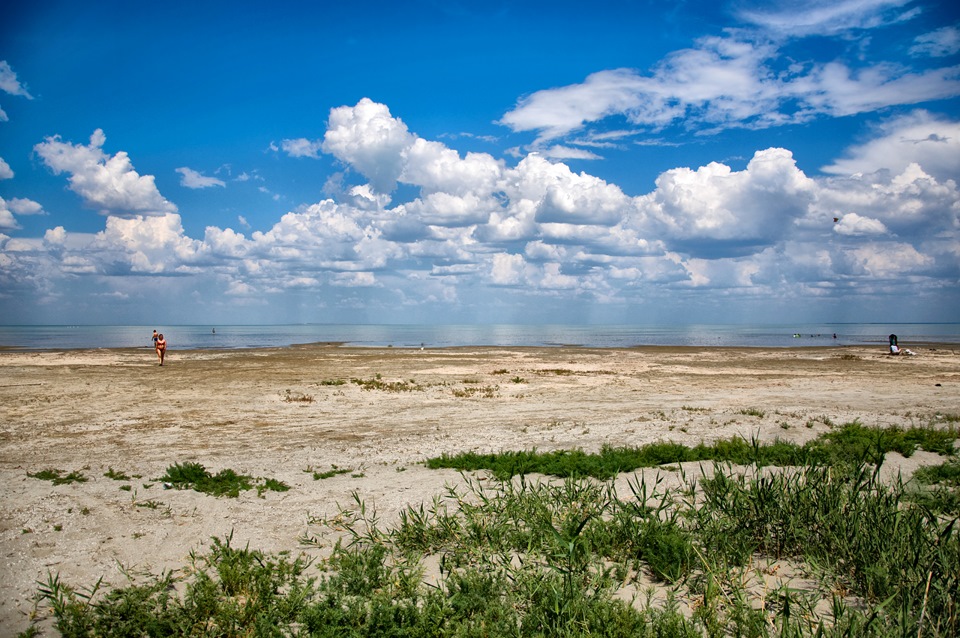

left=1, top=343, right=958, bottom=634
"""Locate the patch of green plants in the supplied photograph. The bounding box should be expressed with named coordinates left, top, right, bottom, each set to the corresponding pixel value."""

left=27, top=469, right=87, bottom=485
left=319, top=379, right=345, bottom=386
left=309, top=465, right=352, bottom=480
left=540, top=368, right=574, bottom=375
left=30, top=460, right=960, bottom=637
left=158, top=462, right=288, bottom=498
left=738, top=407, right=766, bottom=418
left=908, top=459, right=960, bottom=514
left=427, top=421, right=959, bottom=479
left=452, top=384, right=499, bottom=398
left=103, top=467, right=130, bottom=481
left=351, top=374, right=422, bottom=392
left=681, top=405, right=708, bottom=412
left=281, top=389, right=314, bottom=403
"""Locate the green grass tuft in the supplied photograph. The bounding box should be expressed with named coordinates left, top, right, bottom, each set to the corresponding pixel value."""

left=159, top=462, right=288, bottom=498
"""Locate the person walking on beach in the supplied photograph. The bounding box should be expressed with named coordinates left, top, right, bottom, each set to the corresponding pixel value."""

left=152, top=329, right=158, bottom=348
left=155, top=333, right=167, bottom=366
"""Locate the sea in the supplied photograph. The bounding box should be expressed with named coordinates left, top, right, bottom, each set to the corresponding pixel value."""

left=0, top=323, right=958, bottom=351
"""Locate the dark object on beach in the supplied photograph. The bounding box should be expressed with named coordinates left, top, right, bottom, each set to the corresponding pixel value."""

left=889, top=334, right=898, bottom=346
left=936, top=383, right=942, bottom=387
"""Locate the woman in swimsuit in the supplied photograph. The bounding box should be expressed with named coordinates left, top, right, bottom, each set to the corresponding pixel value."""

left=156, top=333, right=167, bottom=366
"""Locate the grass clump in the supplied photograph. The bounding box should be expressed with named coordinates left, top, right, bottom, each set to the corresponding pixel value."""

left=281, top=389, right=314, bottom=403
left=351, top=375, right=421, bottom=392
left=103, top=467, right=130, bottom=481
left=452, top=384, right=499, bottom=398
left=27, top=469, right=87, bottom=485
left=158, top=462, right=288, bottom=498
left=427, top=421, right=959, bottom=479
left=909, top=459, right=960, bottom=515
left=309, top=465, right=352, bottom=480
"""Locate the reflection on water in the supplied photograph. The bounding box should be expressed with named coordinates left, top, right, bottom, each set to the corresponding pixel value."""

left=1, top=323, right=958, bottom=351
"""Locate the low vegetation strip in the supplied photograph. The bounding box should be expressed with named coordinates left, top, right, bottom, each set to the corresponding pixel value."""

left=426, top=421, right=960, bottom=479
left=31, top=458, right=959, bottom=637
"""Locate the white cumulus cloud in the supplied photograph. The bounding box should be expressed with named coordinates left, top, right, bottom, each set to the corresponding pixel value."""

left=821, top=111, right=960, bottom=183
left=34, top=130, right=178, bottom=217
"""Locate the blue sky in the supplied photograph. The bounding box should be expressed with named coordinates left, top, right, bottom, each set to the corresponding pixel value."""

left=1, top=0, right=958, bottom=326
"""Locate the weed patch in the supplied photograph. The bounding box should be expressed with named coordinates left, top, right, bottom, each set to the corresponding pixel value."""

left=427, top=421, right=959, bottom=479
left=351, top=375, right=422, bottom=392
left=31, top=462, right=960, bottom=637
left=27, top=469, right=87, bottom=485
left=103, top=467, right=130, bottom=481
left=158, top=462, right=288, bottom=498
left=281, top=389, right=314, bottom=403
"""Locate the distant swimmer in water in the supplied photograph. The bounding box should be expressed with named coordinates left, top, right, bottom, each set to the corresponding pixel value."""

left=156, top=333, right=167, bottom=366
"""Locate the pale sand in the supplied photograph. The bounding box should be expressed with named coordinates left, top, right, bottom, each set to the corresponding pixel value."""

left=1, top=343, right=958, bottom=633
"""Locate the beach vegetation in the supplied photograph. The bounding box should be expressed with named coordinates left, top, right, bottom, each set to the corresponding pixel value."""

left=452, top=384, right=499, bottom=398
left=309, top=465, right=352, bottom=480
left=26, top=469, right=87, bottom=485
left=30, top=455, right=960, bottom=637
left=426, top=421, right=958, bottom=479
left=318, top=378, right=346, bottom=386
left=739, top=407, right=766, bottom=418
left=158, top=462, right=288, bottom=498
left=281, top=389, right=314, bottom=403
left=351, top=376, right=422, bottom=392
left=103, top=468, right=130, bottom=481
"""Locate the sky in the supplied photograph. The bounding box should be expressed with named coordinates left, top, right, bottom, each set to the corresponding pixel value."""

left=1, top=0, right=959, bottom=326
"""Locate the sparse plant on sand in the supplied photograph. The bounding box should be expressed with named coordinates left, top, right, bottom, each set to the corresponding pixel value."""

left=158, top=462, right=288, bottom=498
left=281, top=389, right=314, bottom=403
left=27, top=469, right=87, bottom=486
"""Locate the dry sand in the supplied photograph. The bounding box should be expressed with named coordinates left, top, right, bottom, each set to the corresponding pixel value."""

left=1, top=343, right=958, bottom=634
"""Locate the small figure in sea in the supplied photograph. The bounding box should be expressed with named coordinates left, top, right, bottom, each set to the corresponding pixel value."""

left=156, top=333, right=167, bottom=366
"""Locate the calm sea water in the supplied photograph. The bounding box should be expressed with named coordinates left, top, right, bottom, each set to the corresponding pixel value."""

left=1, top=324, right=958, bottom=351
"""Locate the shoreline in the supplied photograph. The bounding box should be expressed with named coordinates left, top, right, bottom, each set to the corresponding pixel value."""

left=1, top=339, right=958, bottom=355
left=1, top=344, right=957, bottom=634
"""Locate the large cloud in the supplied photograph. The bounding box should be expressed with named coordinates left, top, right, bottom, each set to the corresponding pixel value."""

left=821, top=110, right=960, bottom=183
left=4, top=99, right=958, bottom=321
left=34, top=130, right=178, bottom=217
left=499, top=19, right=960, bottom=152
left=640, top=148, right=817, bottom=256
left=322, top=98, right=416, bottom=193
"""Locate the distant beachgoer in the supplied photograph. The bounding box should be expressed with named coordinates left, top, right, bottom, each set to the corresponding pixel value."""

left=156, top=333, right=167, bottom=366
left=152, top=329, right=158, bottom=348
left=889, top=334, right=899, bottom=355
